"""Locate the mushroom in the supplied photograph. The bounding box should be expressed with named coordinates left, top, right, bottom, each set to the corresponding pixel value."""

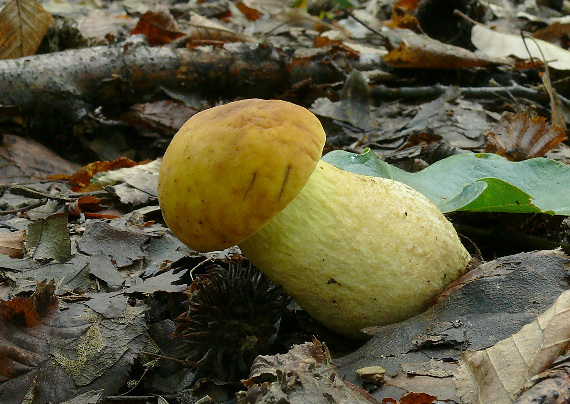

left=158, top=99, right=470, bottom=339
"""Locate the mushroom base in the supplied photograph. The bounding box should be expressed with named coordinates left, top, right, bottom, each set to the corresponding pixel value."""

left=239, top=160, right=471, bottom=339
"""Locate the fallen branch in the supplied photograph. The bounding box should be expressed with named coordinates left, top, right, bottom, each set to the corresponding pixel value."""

left=0, top=38, right=361, bottom=124
left=372, top=83, right=570, bottom=105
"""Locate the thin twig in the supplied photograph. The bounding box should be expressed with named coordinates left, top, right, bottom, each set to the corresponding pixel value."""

left=371, top=83, right=570, bottom=105
left=142, top=351, right=188, bottom=365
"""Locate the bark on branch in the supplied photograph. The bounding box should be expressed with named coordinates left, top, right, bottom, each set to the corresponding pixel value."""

left=0, top=38, right=367, bottom=124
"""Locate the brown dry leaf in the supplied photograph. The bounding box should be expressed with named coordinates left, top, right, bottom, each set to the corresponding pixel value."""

left=0, top=135, right=80, bottom=184
left=0, top=280, right=57, bottom=328
left=0, top=231, right=25, bottom=259
left=130, top=10, right=185, bottom=46
left=382, top=392, right=437, bottom=404
left=384, top=8, right=422, bottom=33
left=456, top=288, right=570, bottom=404
left=120, top=100, right=198, bottom=136
left=485, top=111, right=567, bottom=161
left=383, top=29, right=508, bottom=69
left=533, top=23, right=570, bottom=49
left=66, top=196, right=119, bottom=220
left=236, top=1, right=263, bottom=21
left=240, top=338, right=380, bottom=403
left=66, top=156, right=141, bottom=192
left=0, top=0, right=53, bottom=59
left=186, top=13, right=256, bottom=46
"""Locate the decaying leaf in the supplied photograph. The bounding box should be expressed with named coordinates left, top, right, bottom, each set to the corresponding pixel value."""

left=77, top=220, right=148, bottom=268
left=27, top=213, right=71, bottom=263
left=0, top=231, right=25, bottom=258
left=130, top=10, right=185, bottom=46
left=456, top=288, right=570, bottom=403
left=0, top=287, right=150, bottom=403
left=1, top=134, right=80, bottom=184
left=485, top=111, right=567, bottom=161
left=66, top=156, right=142, bottom=192
left=383, top=29, right=508, bottom=69
left=239, top=338, right=380, bottom=403
left=186, top=13, right=256, bottom=46
left=0, top=0, right=53, bottom=59
left=514, top=353, right=570, bottom=403
left=92, top=159, right=160, bottom=206
left=383, top=392, right=438, bottom=404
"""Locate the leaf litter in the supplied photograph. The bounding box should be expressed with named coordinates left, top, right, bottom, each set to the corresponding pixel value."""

left=0, top=0, right=569, bottom=402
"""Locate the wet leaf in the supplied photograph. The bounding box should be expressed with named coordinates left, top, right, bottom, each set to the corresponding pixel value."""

left=456, top=289, right=570, bottom=403
left=485, top=111, right=567, bottom=161
left=323, top=150, right=570, bottom=215
left=0, top=289, right=149, bottom=403
left=0, top=0, right=53, bottom=59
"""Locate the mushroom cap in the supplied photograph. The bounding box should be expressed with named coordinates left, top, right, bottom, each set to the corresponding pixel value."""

left=158, top=99, right=326, bottom=252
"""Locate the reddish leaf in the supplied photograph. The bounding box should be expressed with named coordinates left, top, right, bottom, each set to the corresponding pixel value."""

left=485, top=111, right=567, bottom=161
left=130, top=10, right=185, bottom=46
left=0, top=280, right=57, bottom=328
left=66, top=156, right=141, bottom=191
left=381, top=392, right=437, bottom=404
left=236, top=2, right=263, bottom=21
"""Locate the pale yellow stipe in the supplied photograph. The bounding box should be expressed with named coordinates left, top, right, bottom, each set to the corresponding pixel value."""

left=239, top=160, right=471, bottom=339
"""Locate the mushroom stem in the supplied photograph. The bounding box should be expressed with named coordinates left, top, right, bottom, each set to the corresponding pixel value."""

left=239, top=160, right=470, bottom=339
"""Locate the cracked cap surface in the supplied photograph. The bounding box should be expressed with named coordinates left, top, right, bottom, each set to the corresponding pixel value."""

left=158, top=99, right=326, bottom=252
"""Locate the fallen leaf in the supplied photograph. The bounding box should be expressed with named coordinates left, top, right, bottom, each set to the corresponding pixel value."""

left=472, top=24, right=570, bottom=70
left=77, top=221, right=148, bottom=268
left=0, top=289, right=149, bottom=402
left=485, top=111, right=567, bottom=161
left=383, top=29, right=508, bottom=69
left=186, top=13, right=256, bottom=47
left=384, top=8, right=421, bottom=33
left=27, top=213, right=71, bottom=263
left=0, top=0, right=53, bottom=59
left=240, top=338, right=380, bottom=403
left=456, top=288, right=570, bottom=403
left=0, top=134, right=80, bottom=184
left=66, top=156, right=142, bottom=192
left=324, top=150, right=570, bottom=215
left=0, top=231, right=25, bottom=258
left=130, top=10, right=185, bottom=46
left=382, top=392, right=437, bottom=403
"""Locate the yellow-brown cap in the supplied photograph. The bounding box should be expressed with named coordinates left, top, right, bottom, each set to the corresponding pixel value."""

left=158, top=99, right=326, bottom=252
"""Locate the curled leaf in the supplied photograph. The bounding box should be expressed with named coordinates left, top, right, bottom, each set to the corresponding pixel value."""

left=456, top=288, right=570, bottom=403
left=485, top=111, right=567, bottom=161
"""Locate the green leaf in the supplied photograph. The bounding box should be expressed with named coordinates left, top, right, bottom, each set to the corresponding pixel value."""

left=323, top=150, right=570, bottom=215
